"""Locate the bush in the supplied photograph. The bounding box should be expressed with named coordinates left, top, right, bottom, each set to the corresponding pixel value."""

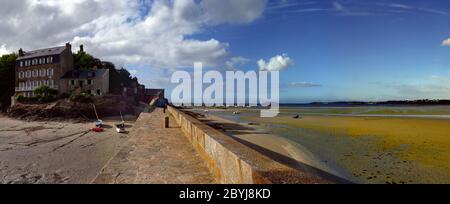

left=32, top=85, right=58, bottom=103
left=16, top=95, right=25, bottom=102
left=70, top=91, right=93, bottom=103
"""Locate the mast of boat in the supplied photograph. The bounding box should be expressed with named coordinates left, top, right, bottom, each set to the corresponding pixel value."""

left=120, top=111, right=124, bottom=124
left=92, top=103, right=100, bottom=121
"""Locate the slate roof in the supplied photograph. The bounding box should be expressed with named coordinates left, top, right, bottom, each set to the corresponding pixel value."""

left=61, top=69, right=108, bottom=79
left=17, top=46, right=66, bottom=60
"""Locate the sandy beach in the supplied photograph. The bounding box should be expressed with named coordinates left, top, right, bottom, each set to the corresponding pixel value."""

left=0, top=114, right=136, bottom=184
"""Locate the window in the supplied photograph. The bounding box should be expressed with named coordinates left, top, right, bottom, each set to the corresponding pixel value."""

left=47, top=57, right=53, bottom=63
left=40, top=69, right=45, bottom=77
left=97, top=89, right=101, bottom=95
left=87, top=90, right=92, bottom=95
left=87, top=80, right=92, bottom=85
left=26, top=71, right=31, bottom=78
left=50, top=80, right=54, bottom=86
left=20, top=61, right=23, bottom=67
left=49, top=68, right=53, bottom=76
left=70, top=80, right=75, bottom=86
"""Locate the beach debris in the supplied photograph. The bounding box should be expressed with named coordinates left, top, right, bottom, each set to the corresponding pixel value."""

left=233, top=111, right=240, bottom=115
left=248, top=122, right=259, bottom=126
left=293, top=114, right=301, bottom=119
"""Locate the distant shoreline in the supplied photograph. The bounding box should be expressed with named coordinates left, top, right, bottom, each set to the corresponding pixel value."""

left=281, top=100, right=450, bottom=107
left=177, top=100, right=450, bottom=108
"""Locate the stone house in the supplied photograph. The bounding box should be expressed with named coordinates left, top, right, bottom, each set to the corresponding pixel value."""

left=15, top=43, right=74, bottom=97
left=60, top=69, right=110, bottom=97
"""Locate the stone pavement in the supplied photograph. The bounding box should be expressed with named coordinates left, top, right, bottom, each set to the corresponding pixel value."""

left=93, top=108, right=216, bottom=184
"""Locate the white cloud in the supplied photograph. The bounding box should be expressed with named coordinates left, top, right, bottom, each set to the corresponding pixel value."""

left=258, top=54, right=294, bottom=71
left=442, top=38, right=450, bottom=46
left=0, top=44, right=10, bottom=56
left=225, top=56, right=250, bottom=69
left=0, top=0, right=267, bottom=69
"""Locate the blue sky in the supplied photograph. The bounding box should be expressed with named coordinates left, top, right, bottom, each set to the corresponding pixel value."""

left=123, top=0, right=450, bottom=103
left=2, top=0, right=449, bottom=103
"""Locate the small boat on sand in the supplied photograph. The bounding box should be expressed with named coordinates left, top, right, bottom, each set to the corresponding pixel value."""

left=91, top=127, right=104, bottom=132
left=293, top=114, right=301, bottom=119
left=95, top=119, right=104, bottom=127
left=92, top=104, right=104, bottom=128
left=115, top=111, right=126, bottom=133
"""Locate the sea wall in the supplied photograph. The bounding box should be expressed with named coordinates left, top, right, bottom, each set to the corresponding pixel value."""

left=167, top=106, right=336, bottom=184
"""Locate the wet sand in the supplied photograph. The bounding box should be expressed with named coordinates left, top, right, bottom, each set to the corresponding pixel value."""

left=0, top=114, right=136, bottom=184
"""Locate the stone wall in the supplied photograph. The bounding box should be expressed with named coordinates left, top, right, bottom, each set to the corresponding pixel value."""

left=167, top=106, right=338, bottom=184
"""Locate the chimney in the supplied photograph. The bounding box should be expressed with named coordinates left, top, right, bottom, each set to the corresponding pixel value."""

left=80, top=44, right=84, bottom=52
left=66, top=42, right=72, bottom=51
left=18, top=48, right=24, bottom=57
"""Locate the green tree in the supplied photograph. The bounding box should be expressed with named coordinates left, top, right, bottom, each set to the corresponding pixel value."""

left=73, top=49, right=101, bottom=70
left=0, top=53, right=17, bottom=111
